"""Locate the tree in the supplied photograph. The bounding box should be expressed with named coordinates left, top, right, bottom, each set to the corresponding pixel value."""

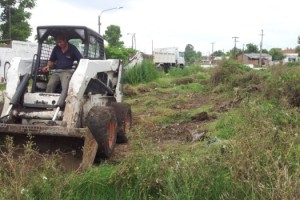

left=228, top=47, right=242, bottom=59
left=212, top=50, right=225, bottom=57
left=244, top=43, right=259, bottom=53
left=296, top=45, right=300, bottom=56
left=269, top=48, right=286, bottom=61
left=105, top=46, right=136, bottom=61
left=296, top=36, right=300, bottom=56
left=0, top=0, right=36, bottom=41
left=184, top=44, right=201, bottom=65
left=103, top=25, right=135, bottom=62
left=103, top=25, right=124, bottom=47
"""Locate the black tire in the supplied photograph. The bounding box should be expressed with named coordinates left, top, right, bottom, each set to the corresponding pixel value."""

left=163, top=65, right=170, bottom=73
left=0, top=102, right=3, bottom=115
left=110, top=102, right=132, bottom=143
left=87, top=106, right=117, bottom=158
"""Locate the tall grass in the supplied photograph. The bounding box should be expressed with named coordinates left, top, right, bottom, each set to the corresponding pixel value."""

left=221, top=101, right=300, bottom=199
left=59, top=166, right=118, bottom=200
left=0, top=136, right=64, bottom=200
left=111, top=145, right=235, bottom=200
left=123, top=60, right=161, bottom=85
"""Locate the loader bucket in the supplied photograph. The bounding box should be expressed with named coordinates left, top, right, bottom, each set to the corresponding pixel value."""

left=0, top=124, right=98, bottom=171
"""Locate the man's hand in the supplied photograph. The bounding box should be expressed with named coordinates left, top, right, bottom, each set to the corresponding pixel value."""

left=42, top=65, right=50, bottom=73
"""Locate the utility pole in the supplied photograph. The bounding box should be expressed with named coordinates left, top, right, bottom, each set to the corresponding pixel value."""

left=242, top=43, right=245, bottom=63
left=259, top=29, right=264, bottom=67
left=211, top=42, right=215, bottom=64
left=232, top=36, right=239, bottom=59
left=7, top=6, right=11, bottom=40
left=127, top=33, right=136, bottom=49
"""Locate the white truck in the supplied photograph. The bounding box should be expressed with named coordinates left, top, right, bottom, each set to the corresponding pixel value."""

left=153, top=47, right=185, bottom=72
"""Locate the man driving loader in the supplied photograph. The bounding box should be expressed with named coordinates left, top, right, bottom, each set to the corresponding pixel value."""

left=41, top=32, right=82, bottom=93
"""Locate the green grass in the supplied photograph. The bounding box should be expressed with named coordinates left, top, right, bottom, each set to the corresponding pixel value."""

left=59, top=166, right=118, bottom=200
left=168, top=65, right=202, bottom=77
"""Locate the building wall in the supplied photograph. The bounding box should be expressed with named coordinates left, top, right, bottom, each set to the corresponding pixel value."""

left=237, top=54, right=270, bottom=66
left=282, top=53, right=299, bottom=63
left=0, top=40, right=38, bottom=82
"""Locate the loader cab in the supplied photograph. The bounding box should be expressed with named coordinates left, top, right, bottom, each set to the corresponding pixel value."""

left=31, top=25, right=105, bottom=93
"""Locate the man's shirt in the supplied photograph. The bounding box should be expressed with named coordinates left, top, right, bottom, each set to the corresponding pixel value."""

left=50, top=43, right=82, bottom=69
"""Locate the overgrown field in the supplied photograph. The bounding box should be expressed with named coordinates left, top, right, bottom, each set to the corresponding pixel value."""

left=1, top=60, right=300, bottom=199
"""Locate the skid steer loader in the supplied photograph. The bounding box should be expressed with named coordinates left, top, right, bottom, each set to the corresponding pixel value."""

left=0, top=26, right=132, bottom=170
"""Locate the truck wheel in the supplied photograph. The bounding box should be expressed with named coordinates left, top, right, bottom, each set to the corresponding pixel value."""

left=87, top=106, right=117, bottom=158
left=110, top=103, right=132, bottom=143
left=163, top=65, right=170, bottom=73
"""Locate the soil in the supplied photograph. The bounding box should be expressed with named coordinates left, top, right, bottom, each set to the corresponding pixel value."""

left=110, top=90, right=237, bottom=163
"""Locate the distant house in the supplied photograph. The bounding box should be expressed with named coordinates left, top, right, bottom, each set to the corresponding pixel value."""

left=281, top=49, right=299, bottom=63
left=237, top=53, right=272, bottom=66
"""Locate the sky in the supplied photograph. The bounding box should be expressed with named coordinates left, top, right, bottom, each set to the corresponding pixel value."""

left=27, top=0, right=300, bottom=55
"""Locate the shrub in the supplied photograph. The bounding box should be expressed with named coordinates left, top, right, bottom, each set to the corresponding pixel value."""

left=210, top=59, right=250, bottom=87
left=263, top=66, right=300, bottom=107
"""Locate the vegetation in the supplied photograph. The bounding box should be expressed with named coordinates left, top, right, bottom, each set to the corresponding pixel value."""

left=244, top=43, right=259, bottom=53
left=123, top=59, right=162, bottom=85
left=0, top=0, right=36, bottom=41
left=184, top=44, right=202, bottom=65
left=103, top=24, right=137, bottom=63
left=1, top=60, right=300, bottom=199
left=269, top=48, right=286, bottom=61
left=103, top=25, right=124, bottom=47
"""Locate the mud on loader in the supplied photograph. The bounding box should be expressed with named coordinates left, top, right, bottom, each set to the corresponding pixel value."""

left=0, top=26, right=132, bottom=170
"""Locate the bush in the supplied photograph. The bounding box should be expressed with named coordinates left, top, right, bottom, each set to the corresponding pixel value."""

left=263, top=66, right=300, bottom=107
left=210, top=60, right=250, bottom=88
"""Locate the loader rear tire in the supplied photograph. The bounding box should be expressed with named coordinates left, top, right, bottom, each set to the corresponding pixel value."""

left=87, top=106, right=117, bottom=158
left=110, top=103, right=132, bottom=144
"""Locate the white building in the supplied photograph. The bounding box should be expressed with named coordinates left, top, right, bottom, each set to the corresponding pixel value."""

left=281, top=49, right=299, bottom=64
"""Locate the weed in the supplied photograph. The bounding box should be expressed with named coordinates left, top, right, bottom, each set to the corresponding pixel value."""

left=0, top=136, right=64, bottom=200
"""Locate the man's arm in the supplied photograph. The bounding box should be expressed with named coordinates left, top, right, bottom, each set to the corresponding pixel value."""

left=42, top=60, right=54, bottom=73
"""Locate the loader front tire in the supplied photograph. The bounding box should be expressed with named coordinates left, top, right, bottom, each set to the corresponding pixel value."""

left=110, top=103, right=132, bottom=143
left=87, top=106, right=117, bottom=158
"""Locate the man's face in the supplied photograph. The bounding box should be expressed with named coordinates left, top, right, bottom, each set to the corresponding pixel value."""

left=56, top=39, right=67, bottom=49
